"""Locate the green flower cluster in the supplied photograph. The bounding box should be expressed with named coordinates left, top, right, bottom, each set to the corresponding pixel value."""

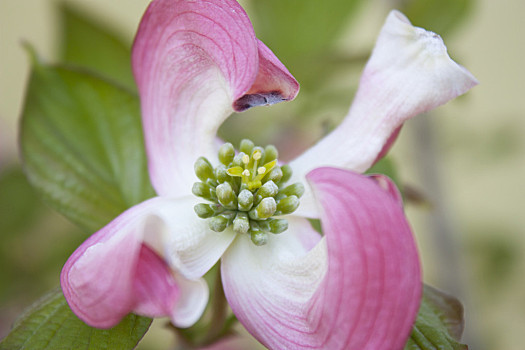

left=193, top=139, right=304, bottom=246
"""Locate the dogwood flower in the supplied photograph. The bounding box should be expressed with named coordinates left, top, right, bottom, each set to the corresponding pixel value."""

left=61, top=0, right=477, bottom=348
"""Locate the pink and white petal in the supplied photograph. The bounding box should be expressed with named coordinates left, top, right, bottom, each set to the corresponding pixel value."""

left=286, top=215, right=323, bottom=251
left=133, top=214, right=210, bottom=327
left=233, top=40, right=299, bottom=111
left=115, top=195, right=235, bottom=281
left=132, top=0, right=297, bottom=198
left=61, top=196, right=227, bottom=328
left=221, top=224, right=328, bottom=349
left=151, top=196, right=237, bottom=280
left=290, top=10, right=478, bottom=194
left=61, top=198, right=172, bottom=328
left=222, top=167, right=421, bottom=349
left=368, top=173, right=404, bottom=206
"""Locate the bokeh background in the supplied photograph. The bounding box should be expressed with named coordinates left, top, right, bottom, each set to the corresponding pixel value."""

left=1, top=0, right=524, bottom=349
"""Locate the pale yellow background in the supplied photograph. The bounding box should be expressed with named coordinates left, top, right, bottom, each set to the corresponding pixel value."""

left=1, top=0, right=524, bottom=349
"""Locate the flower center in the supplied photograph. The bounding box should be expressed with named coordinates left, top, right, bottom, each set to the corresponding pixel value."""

left=192, top=139, right=304, bottom=246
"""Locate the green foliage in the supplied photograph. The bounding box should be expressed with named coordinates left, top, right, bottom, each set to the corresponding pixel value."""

left=58, top=3, right=135, bottom=90
left=405, top=285, right=468, bottom=350
left=399, top=0, right=473, bottom=35
left=0, top=289, right=151, bottom=350
left=20, top=61, right=155, bottom=233
left=0, top=166, right=85, bottom=303
left=0, top=167, right=41, bottom=235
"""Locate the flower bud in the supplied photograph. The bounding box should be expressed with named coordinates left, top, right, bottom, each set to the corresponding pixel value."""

left=238, top=189, right=254, bottom=211
left=218, top=142, right=235, bottom=165
left=263, top=145, right=278, bottom=163
left=233, top=212, right=250, bottom=234
left=280, top=164, right=292, bottom=183
left=280, top=183, right=305, bottom=198
left=214, top=165, right=229, bottom=183
left=194, top=203, right=221, bottom=218
left=250, top=224, right=268, bottom=246
left=268, top=218, right=288, bottom=234
left=192, top=182, right=216, bottom=201
left=265, top=166, right=283, bottom=183
left=232, top=152, right=246, bottom=167
left=276, top=195, right=299, bottom=215
left=257, top=180, right=278, bottom=199
left=216, top=182, right=237, bottom=209
left=240, top=139, right=254, bottom=155
left=194, top=157, right=215, bottom=182
left=250, top=197, right=276, bottom=220
left=209, top=212, right=235, bottom=232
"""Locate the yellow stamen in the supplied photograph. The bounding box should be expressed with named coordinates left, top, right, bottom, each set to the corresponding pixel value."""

left=242, top=169, right=251, bottom=177
left=253, top=159, right=277, bottom=183
left=253, top=151, right=262, bottom=161
left=242, top=154, right=250, bottom=164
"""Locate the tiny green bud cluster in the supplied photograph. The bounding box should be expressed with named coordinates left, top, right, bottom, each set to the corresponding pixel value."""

left=192, top=139, right=304, bottom=246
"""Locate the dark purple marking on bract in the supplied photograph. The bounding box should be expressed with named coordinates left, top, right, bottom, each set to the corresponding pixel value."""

left=234, top=91, right=285, bottom=112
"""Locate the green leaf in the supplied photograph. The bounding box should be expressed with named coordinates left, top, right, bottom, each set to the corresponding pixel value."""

left=0, top=289, right=151, bottom=350
left=58, top=3, right=135, bottom=90
left=20, top=61, right=155, bottom=233
left=399, top=0, right=474, bottom=36
left=405, top=285, right=468, bottom=350
left=0, top=166, right=41, bottom=236
left=0, top=165, right=86, bottom=303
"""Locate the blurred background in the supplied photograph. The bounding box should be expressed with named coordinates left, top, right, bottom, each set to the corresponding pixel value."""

left=1, top=0, right=524, bottom=349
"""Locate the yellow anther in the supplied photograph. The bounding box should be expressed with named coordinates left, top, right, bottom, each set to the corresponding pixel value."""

left=253, top=151, right=262, bottom=161
left=227, top=166, right=244, bottom=177
left=257, top=167, right=266, bottom=175
left=242, top=169, right=251, bottom=177
left=242, top=154, right=250, bottom=164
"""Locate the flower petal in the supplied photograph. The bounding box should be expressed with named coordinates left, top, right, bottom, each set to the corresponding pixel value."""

left=61, top=199, right=164, bottom=328
left=153, top=197, right=237, bottom=280
left=133, top=242, right=181, bottom=318
left=233, top=39, right=299, bottom=112
left=221, top=220, right=327, bottom=348
left=132, top=229, right=209, bottom=328
left=171, top=274, right=209, bottom=327
left=290, top=10, right=478, bottom=214
left=61, top=196, right=228, bottom=328
left=132, top=0, right=298, bottom=197
left=373, top=125, right=402, bottom=164
left=368, top=173, right=404, bottom=206
left=221, top=167, right=421, bottom=349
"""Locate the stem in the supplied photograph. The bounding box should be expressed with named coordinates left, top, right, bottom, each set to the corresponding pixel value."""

left=203, top=266, right=232, bottom=344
